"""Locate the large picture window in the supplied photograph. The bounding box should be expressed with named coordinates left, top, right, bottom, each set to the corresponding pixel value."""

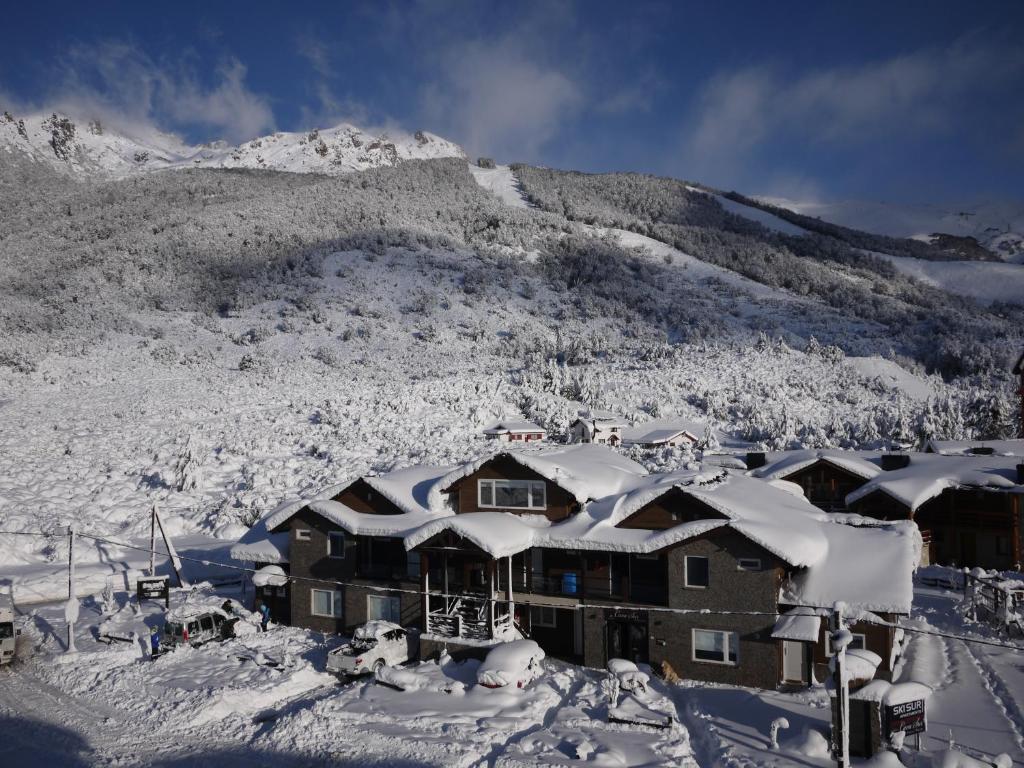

left=367, top=595, right=401, bottom=623
left=328, top=531, right=346, bottom=559
left=692, top=629, right=739, bottom=665
left=311, top=589, right=343, bottom=618
left=478, top=479, right=546, bottom=510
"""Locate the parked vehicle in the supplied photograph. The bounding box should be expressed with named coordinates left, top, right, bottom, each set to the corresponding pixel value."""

left=607, top=658, right=650, bottom=694
left=477, top=640, right=545, bottom=689
left=327, top=621, right=416, bottom=677
left=161, top=604, right=241, bottom=650
left=0, top=594, right=20, bottom=666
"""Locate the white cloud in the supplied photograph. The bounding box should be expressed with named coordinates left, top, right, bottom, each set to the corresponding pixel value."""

left=419, top=36, right=582, bottom=161
left=38, top=40, right=274, bottom=144
left=679, top=36, right=1024, bottom=187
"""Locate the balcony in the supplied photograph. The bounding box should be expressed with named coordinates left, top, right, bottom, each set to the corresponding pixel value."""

left=424, top=595, right=514, bottom=642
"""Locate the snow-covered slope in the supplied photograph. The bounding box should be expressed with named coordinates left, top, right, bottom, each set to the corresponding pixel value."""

left=760, top=195, right=1024, bottom=262
left=875, top=253, right=1024, bottom=306
left=0, top=109, right=464, bottom=178
left=688, top=186, right=808, bottom=236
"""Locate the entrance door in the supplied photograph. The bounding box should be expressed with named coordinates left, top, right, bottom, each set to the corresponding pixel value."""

left=607, top=619, right=649, bottom=664
left=782, top=640, right=806, bottom=684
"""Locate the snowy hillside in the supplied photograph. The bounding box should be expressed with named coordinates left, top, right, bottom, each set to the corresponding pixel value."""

left=0, top=108, right=463, bottom=178
left=760, top=195, right=1024, bottom=263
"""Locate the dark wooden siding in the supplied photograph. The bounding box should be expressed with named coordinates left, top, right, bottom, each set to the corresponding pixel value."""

left=449, top=456, right=578, bottom=521
left=782, top=461, right=871, bottom=513
left=331, top=479, right=404, bottom=515
left=617, top=489, right=728, bottom=530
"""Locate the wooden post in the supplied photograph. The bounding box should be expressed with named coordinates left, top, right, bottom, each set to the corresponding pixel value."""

left=506, top=556, right=514, bottom=631
left=487, top=560, right=496, bottom=639
left=832, top=602, right=850, bottom=768
left=65, top=525, right=78, bottom=654
left=149, top=506, right=157, bottom=577
left=422, top=552, right=430, bottom=636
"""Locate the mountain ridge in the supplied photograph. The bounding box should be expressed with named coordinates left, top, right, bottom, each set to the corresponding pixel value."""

left=0, top=108, right=464, bottom=178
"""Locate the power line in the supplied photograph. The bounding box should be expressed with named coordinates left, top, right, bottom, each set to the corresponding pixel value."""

left=2, top=527, right=1023, bottom=652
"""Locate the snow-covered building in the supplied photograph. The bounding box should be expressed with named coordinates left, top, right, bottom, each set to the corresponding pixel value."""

left=568, top=410, right=630, bottom=446
left=231, top=444, right=919, bottom=690
left=747, top=449, right=885, bottom=513
left=620, top=419, right=702, bottom=450
left=924, top=438, right=1024, bottom=457
left=846, top=453, right=1024, bottom=569
left=482, top=419, right=546, bottom=443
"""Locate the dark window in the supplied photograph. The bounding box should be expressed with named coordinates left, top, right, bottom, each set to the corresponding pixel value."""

left=328, top=531, right=346, bottom=559
left=200, top=616, right=214, bottom=631
left=997, top=536, right=1011, bottom=556
left=685, top=556, right=709, bottom=588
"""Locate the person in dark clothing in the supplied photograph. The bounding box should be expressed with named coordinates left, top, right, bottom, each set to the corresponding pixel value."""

left=258, top=602, right=270, bottom=631
left=150, top=626, right=161, bottom=657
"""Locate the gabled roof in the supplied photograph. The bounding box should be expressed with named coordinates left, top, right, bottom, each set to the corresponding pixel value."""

left=430, top=445, right=649, bottom=509
left=229, top=503, right=293, bottom=564
left=749, top=450, right=883, bottom=482
left=621, top=418, right=703, bottom=446
left=845, top=453, right=1023, bottom=512
left=483, top=420, right=546, bottom=435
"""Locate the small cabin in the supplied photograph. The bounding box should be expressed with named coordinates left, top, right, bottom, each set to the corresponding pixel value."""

left=483, top=420, right=546, bottom=443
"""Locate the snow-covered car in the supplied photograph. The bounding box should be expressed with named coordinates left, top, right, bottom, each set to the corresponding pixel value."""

left=161, top=602, right=249, bottom=650
left=477, top=640, right=545, bottom=689
left=607, top=658, right=650, bottom=694
left=0, top=594, right=20, bottom=665
left=327, top=621, right=417, bottom=677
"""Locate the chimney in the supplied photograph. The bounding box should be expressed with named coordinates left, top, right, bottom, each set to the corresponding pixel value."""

left=881, top=454, right=911, bottom=471
left=746, top=452, right=767, bottom=470
left=1017, top=464, right=1024, bottom=485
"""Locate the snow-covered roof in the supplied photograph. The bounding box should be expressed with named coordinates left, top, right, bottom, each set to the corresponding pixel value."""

left=229, top=503, right=294, bottom=564
left=772, top=607, right=826, bottom=642
left=621, top=419, right=703, bottom=446
left=483, top=420, right=546, bottom=435
left=252, top=564, right=288, bottom=588
left=750, top=450, right=884, bottom=482
left=924, top=439, right=1024, bottom=458
left=846, top=453, right=1023, bottom=512
left=430, top=445, right=649, bottom=509
left=781, top=519, right=921, bottom=614
left=230, top=465, right=457, bottom=563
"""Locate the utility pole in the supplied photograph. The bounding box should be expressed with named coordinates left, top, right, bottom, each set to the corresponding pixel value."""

left=65, top=524, right=78, bottom=654
left=831, top=601, right=851, bottom=768
left=149, top=503, right=157, bottom=577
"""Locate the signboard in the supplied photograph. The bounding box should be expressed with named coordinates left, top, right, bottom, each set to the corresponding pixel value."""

left=886, top=698, right=926, bottom=737
left=604, top=608, right=646, bottom=622
left=137, top=576, right=170, bottom=607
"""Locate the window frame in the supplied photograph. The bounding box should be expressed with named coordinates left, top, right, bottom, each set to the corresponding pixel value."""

left=826, top=632, right=868, bottom=656
left=328, top=530, right=346, bottom=559
left=691, top=628, right=739, bottom=666
left=310, top=588, right=343, bottom=618
left=477, top=478, right=547, bottom=510
left=367, top=594, right=402, bottom=623
left=530, top=605, right=557, bottom=628
left=737, top=558, right=762, bottom=572
left=684, top=555, right=710, bottom=588
left=295, top=528, right=312, bottom=541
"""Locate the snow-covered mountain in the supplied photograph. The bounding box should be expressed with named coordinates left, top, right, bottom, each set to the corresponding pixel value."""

left=0, top=108, right=464, bottom=178
left=759, top=195, right=1024, bottom=263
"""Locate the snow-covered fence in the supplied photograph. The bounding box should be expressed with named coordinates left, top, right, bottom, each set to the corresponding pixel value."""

left=963, top=569, right=1024, bottom=634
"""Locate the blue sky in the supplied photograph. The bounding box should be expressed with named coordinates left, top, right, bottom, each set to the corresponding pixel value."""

left=2, top=1, right=1023, bottom=203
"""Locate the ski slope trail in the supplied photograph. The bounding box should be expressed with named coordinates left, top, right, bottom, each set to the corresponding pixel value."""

left=468, top=163, right=533, bottom=209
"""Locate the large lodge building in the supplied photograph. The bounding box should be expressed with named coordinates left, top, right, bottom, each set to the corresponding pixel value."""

left=232, top=445, right=923, bottom=690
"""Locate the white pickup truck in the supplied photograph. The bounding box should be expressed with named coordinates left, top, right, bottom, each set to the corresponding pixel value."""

left=327, top=621, right=417, bottom=677
left=0, top=594, right=20, bottom=665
